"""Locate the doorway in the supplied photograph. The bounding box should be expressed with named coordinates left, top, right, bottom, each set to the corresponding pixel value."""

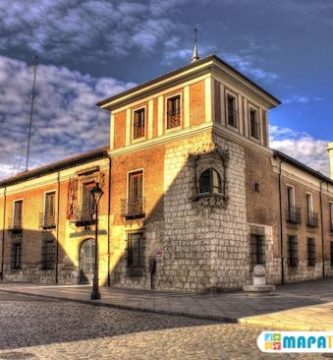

left=79, top=239, right=95, bottom=284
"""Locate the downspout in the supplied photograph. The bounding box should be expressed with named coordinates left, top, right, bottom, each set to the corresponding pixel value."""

left=1, top=186, right=7, bottom=281
left=107, top=155, right=111, bottom=286
left=278, top=158, right=285, bottom=285
left=319, top=180, right=325, bottom=278
left=55, top=171, right=60, bottom=284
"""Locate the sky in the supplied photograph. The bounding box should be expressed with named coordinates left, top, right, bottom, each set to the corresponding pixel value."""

left=0, top=0, right=332, bottom=179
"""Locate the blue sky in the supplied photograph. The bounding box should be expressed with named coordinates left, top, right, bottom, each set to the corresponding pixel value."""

left=0, top=0, right=332, bottom=178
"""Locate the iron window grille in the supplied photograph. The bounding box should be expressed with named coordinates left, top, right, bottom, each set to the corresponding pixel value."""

left=288, top=235, right=298, bottom=267
left=11, top=242, right=22, bottom=270
left=250, top=234, right=265, bottom=269
left=198, top=168, right=223, bottom=195
left=307, top=238, right=316, bottom=267
left=306, top=211, right=319, bottom=228
left=133, top=108, right=145, bottom=139
left=167, top=95, right=181, bottom=129
left=227, top=95, right=238, bottom=128
left=250, top=109, right=259, bottom=139
left=127, top=233, right=145, bottom=276
left=41, top=240, right=55, bottom=270
left=286, top=206, right=301, bottom=224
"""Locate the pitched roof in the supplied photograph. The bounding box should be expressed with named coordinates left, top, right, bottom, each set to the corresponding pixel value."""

left=97, top=54, right=281, bottom=108
left=0, top=147, right=109, bottom=187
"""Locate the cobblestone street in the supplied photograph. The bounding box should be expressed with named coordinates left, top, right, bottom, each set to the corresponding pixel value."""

left=0, top=291, right=328, bottom=360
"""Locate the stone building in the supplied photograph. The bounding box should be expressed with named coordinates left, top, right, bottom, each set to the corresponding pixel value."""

left=1, top=54, right=333, bottom=292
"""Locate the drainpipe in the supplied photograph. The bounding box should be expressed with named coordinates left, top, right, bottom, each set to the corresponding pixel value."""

left=55, top=172, right=60, bottom=284
left=107, top=155, right=111, bottom=286
left=278, top=157, right=285, bottom=285
left=1, top=186, right=7, bottom=281
left=319, top=180, right=325, bottom=278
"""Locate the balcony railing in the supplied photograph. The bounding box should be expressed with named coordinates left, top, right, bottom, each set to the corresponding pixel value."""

left=121, top=198, right=145, bottom=219
left=72, top=207, right=96, bottom=226
left=286, top=206, right=301, bottom=224
left=167, top=111, right=181, bottom=129
left=39, top=213, right=56, bottom=229
left=306, top=211, right=319, bottom=228
left=7, top=217, right=22, bottom=232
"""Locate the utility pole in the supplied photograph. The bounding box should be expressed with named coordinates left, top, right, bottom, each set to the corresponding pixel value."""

left=25, top=55, right=38, bottom=171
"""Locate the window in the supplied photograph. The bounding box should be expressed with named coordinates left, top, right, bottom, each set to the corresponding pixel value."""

left=198, top=168, right=222, bottom=195
left=331, top=242, right=333, bottom=267
left=307, top=238, right=316, bottom=267
left=11, top=242, right=22, bottom=270
left=127, top=171, right=144, bottom=217
left=133, top=108, right=145, bottom=139
left=81, top=181, right=95, bottom=222
left=44, top=192, right=56, bottom=228
left=250, top=234, right=265, bottom=269
left=167, top=95, right=181, bottom=129
left=226, top=94, right=237, bottom=128
left=306, top=193, right=318, bottom=227
left=127, top=233, right=144, bottom=273
left=286, top=186, right=300, bottom=223
left=41, top=240, right=55, bottom=270
left=250, top=109, right=259, bottom=139
left=13, top=200, right=23, bottom=229
left=330, top=203, right=333, bottom=231
left=288, top=235, right=298, bottom=267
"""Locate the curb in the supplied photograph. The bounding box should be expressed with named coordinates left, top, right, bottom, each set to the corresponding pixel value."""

left=0, top=288, right=237, bottom=324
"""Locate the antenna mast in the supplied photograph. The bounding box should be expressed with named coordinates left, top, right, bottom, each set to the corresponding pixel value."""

left=25, top=55, right=38, bottom=171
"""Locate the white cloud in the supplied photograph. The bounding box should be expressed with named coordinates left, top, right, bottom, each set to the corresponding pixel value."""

left=270, top=125, right=330, bottom=176
left=0, top=55, right=135, bottom=179
left=283, top=96, right=324, bottom=104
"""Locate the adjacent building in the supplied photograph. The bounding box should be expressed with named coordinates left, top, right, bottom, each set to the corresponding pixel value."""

left=1, top=54, right=333, bottom=292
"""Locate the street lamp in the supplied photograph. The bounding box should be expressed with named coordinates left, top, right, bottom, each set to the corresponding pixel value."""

left=90, top=182, right=104, bottom=300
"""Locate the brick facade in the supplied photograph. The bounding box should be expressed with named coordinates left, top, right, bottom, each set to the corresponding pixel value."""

left=1, top=55, right=333, bottom=292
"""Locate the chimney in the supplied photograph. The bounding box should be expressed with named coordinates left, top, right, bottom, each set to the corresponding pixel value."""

left=328, top=142, right=333, bottom=180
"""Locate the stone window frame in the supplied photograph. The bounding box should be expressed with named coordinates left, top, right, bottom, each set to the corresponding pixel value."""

left=125, top=169, right=145, bottom=219
left=132, top=105, right=147, bottom=141
left=42, top=190, right=57, bottom=229
left=198, top=167, right=222, bottom=195
left=126, top=230, right=145, bottom=277
left=12, top=199, right=23, bottom=230
left=190, top=146, right=229, bottom=208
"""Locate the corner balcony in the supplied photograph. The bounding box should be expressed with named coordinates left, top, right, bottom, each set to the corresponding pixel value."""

left=286, top=206, right=301, bottom=224
left=121, top=198, right=145, bottom=220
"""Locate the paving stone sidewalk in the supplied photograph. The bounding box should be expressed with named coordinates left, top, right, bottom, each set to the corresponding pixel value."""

left=1, top=278, right=333, bottom=331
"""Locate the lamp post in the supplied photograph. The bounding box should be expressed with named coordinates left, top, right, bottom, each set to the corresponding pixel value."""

left=90, top=182, right=104, bottom=300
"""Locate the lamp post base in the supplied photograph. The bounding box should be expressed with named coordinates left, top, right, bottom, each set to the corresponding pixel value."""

left=90, top=292, right=101, bottom=300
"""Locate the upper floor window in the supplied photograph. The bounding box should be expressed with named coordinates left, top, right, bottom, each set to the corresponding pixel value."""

left=249, top=109, right=259, bottom=139
left=126, top=171, right=144, bottom=218
left=306, top=193, right=318, bottom=227
left=199, top=168, right=222, bottom=195
left=286, top=186, right=300, bottom=224
left=81, top=181, right=95, bottom=222
left=133, top=108, right=145, bottom=139
left=226, top=94, right=237, bottom=128
left=167, top=95, right=181, bottom=129
left=43, top=191, right=56, bottom=228
left=13, top=200, right=23, bottom=229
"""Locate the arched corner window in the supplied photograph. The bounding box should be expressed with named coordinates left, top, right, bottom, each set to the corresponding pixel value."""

left=199, top=168, right=222, bottom=195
